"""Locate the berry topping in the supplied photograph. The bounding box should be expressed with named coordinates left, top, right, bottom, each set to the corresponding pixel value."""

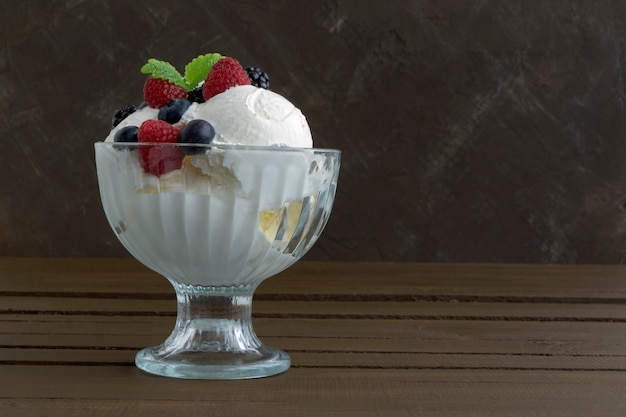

left=141, top=54, right=222, bottom=90
left=245, top=67, right=270, bottom=89
left=179, top=119, right=216, bottom=155
left=158, top=98, right=191, bottom=124
left=183, top=53, right=223, bottom=90
left=202, top=57, right=251, bottom=100
left=143, top=77, right=187, bottom=109
left=137, top=120, right=184, bottom=176
left=187, top=86, right=205, bottom=103
left=112, top=105, right=137, bottom=128
left=113, top=125, right=139, bottom=150
left=140, top=54, right=223, bottom=108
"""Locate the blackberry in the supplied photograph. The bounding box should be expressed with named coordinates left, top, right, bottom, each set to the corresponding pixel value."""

left=187, top=86, right=205, bottom=103
left=112, top=104, right=137, bottom=128
left=245, top=67, right=270, bottom=89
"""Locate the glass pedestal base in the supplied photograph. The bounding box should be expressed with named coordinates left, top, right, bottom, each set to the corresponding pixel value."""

left=135, top=345, right=291, bottom=379
left=133, top=283, right=290, bottom=380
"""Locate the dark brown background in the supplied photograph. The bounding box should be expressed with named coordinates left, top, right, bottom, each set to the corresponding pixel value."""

left=2, top=0, right=626, bottom=263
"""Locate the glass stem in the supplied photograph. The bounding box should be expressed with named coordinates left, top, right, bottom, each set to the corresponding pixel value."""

left=166, top=282, right=262, bottom=353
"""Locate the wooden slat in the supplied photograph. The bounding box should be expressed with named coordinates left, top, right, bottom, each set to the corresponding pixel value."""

left=3, top=258, right=626, bottom=299
left=1, top=367, right=625, bottom=417
left=3, top=315, right=626, bottom=356
left=7, top=351, right=626, bottom=374
left=3, top=348, right=626, bottom=371
left=4, top=332, right=626, bottom=358
left=4, top=296, right=626, bottom=320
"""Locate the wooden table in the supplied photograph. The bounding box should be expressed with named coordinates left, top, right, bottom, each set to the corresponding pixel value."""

left=2, top=258, right=626, bottom=416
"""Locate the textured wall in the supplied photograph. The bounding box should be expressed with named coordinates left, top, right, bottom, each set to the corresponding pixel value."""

left=2, top=1, right=626, bottom=263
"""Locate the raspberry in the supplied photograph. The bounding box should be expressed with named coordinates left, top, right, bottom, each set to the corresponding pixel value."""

left=137, top=120, right=184, bottom=176
left=202, top=57, right=251, bottom=100
left=143, top=77, right=187, bottom=109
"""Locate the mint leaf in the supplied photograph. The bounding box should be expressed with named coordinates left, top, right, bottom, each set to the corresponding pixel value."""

left=140, top=58, right=186, bottom=88
left=183, top=53, right=222, bottom=90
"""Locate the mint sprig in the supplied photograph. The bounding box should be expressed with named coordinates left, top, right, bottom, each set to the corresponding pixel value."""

left=183, top=53, right=222, bottom=90
left=140, top=53, right=223, bottom=91
left=140, top=59, right=186, bottom=88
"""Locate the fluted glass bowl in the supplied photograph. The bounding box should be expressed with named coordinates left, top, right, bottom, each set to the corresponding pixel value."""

left=95, top=142, right=340, bottom=379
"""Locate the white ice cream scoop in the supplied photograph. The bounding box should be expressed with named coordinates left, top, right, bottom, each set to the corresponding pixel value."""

left=188, top=85, right=313, bottom=148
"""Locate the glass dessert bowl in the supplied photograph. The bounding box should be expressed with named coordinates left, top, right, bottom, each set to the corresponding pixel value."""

left=95, top=142, right=340, bottom=379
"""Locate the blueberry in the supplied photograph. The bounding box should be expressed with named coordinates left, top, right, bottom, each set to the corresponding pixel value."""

left=113, top=125, right=139, bottom=150
left=158, top=98, right=191, bottom=124
left=179, top=119, right=215, bottom=155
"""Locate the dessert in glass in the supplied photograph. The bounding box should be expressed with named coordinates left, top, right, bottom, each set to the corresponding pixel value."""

left=94, top=53, right=340, bottom=379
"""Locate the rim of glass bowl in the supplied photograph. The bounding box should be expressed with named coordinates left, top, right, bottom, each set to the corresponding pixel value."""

left=95, top=141, right=341, bottom=155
